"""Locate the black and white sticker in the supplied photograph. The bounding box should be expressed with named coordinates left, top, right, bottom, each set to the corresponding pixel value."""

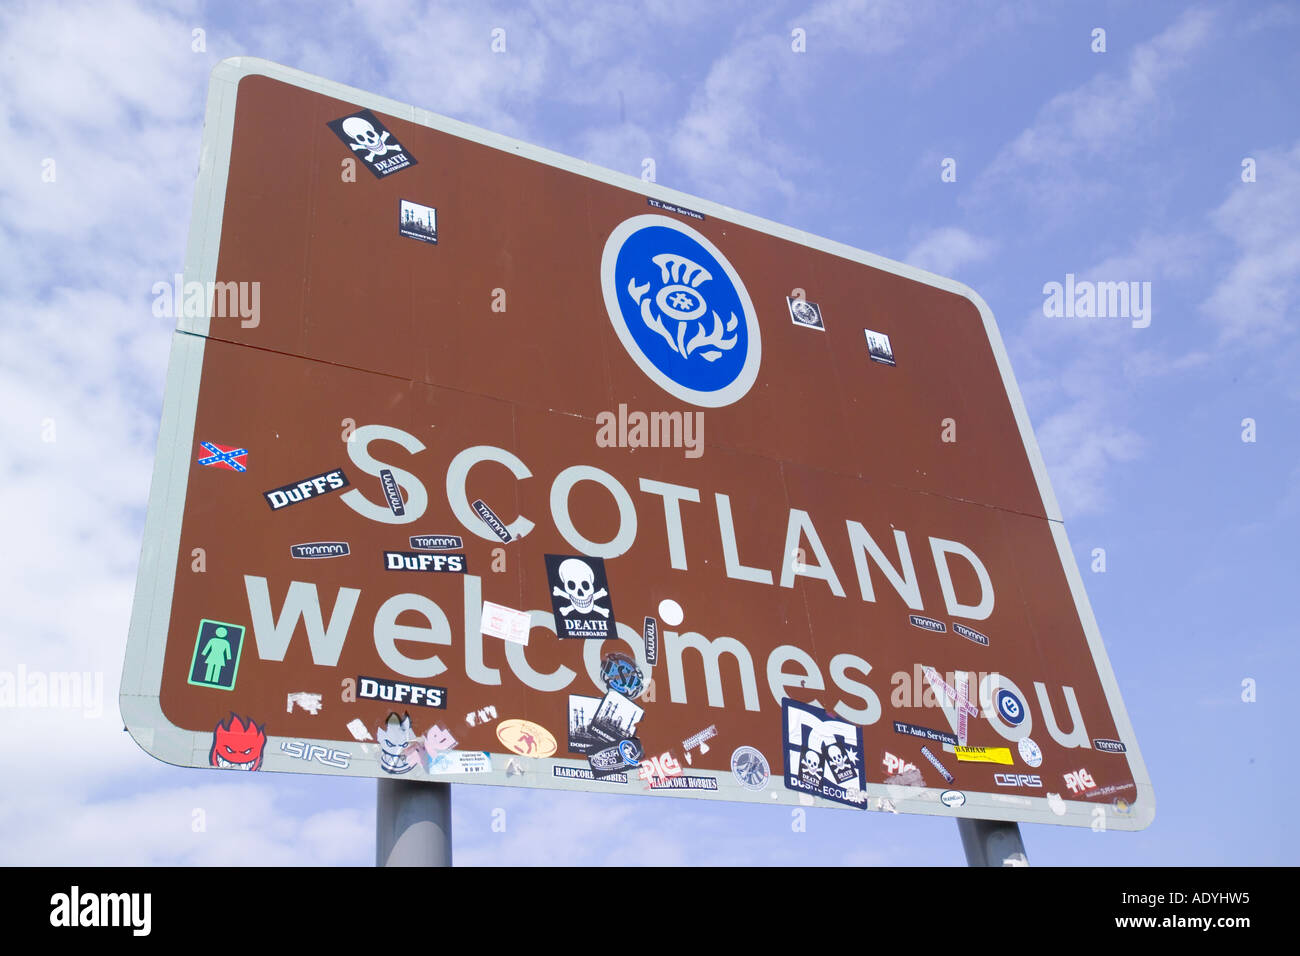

left=545, top=554, right=617, bottom=639
left=264, top=468, right=350, bottom=510
left=398, top=199, right=438, bottom=243
left=290, top=541, right=350, bottom=559
left=382, top=551, right=466, bottom=573
left=472, top=499, right=512, bottom=543
left=864, top=328, right=896, bottom=366
left=588, top=737, right=643, bottom=779
left=909, top=614, right=946, bottom=633
left=782, top=699, right=866, bottom=808
left=787, top=297, right=825, bottom=330
left=643, top=616, right=658, bottom=666
left=567, top=694, right=604, bottom=755
left=379, top=468, right=405, bottom=517
left=588, top=689, right=644, bottom=744
left=953, top=622, right=989, bottom=646
left=357, top=676, right=446, bottom=709
left=409, top=534, right=463, bottom=550
left=327, top=109, right=417, bottom=178
left=646, top=196, right=704, bottom=220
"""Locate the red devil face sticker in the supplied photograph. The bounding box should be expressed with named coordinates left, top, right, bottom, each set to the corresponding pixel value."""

left=210, top=714, right=267, bottom=771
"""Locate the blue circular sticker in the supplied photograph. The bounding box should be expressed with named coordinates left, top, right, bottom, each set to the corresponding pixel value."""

left=601, top=215, right=761, bottom=407
left=996, top=689, right=1025, bottom=726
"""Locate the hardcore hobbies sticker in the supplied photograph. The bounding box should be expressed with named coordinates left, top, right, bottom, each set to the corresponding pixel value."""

left=545, top=554, right=617, bottom=638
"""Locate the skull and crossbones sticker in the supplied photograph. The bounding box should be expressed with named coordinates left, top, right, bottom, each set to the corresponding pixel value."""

left=327, top=109, right=418, bottom=178
left=545, top=554, right=618, bottom=638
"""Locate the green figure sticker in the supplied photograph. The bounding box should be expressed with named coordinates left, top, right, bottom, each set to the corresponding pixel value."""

left=187, top=619, right=245, bottom=690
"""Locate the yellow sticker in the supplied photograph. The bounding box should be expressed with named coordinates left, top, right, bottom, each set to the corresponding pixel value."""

left=495, top=718, right=558, bottom=758
left=953, top=745, right=1013, bottom=765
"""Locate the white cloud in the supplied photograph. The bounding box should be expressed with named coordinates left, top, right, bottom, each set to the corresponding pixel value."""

left=0, top=781, right=371, bottom=865
left=667, top=0, right=922, bottom=208
left=977, top=8, right=1215, bottom=212
left=1033, top=399, right=1143, bottom=517
left=903, top=226, right=996, bottom=278
left=1202, top=141, right=1300, bottom=343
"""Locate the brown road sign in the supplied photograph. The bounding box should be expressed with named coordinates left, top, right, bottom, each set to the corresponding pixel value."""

left=122, top=58, right=1152, bottom=829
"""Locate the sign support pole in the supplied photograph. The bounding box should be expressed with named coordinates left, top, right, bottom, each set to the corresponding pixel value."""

left=957, top=818, right=1029, bottom=866
left=376, top=778, right=452, bottom=867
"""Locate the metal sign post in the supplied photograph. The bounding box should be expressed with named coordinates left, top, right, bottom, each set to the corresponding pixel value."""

left=376, top=779, right=452, bottom=867
left=958, top=818, right=1029, bottom=867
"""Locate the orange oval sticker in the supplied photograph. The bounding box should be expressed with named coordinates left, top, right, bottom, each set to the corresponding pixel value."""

left=496, top=718, right=557, bottom=758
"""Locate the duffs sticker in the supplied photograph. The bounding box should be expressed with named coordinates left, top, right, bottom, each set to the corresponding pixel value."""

left=358, top=675, right=446, bottom=709
left=382, top=551, right=466, bottom=574
left=482, top=601, right=531, bottom=645
left=263, top=468, right=349, bottom=510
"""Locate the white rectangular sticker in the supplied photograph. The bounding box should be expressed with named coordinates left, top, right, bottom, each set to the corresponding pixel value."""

left=427, top=750, right=492, bottom=775
left=482, top=601, right=531, bottom=645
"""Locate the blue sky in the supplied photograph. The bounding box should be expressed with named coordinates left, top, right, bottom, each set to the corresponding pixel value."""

left=1, top=0, right=1297, bottom=864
